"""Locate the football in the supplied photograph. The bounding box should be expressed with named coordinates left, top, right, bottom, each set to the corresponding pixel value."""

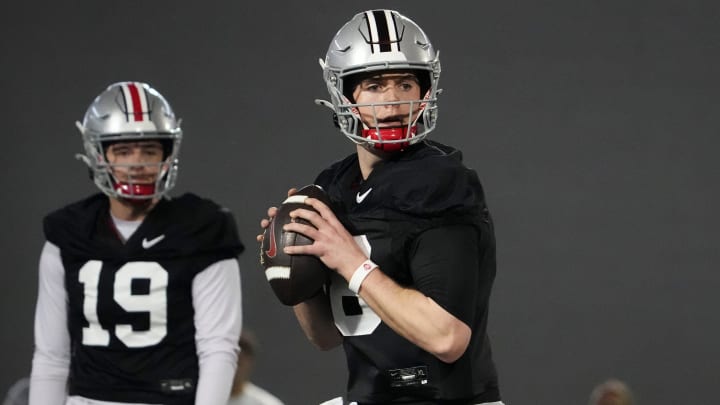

left=260, top=185, right=332, bottom=305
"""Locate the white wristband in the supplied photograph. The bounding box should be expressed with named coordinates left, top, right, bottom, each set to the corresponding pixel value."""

left=348, top=260, right=378, bottom=294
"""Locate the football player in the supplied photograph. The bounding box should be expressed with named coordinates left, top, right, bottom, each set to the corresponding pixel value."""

left=30, top=82, right=244, bottom=405
left=259, top=9, right=504, bottom=405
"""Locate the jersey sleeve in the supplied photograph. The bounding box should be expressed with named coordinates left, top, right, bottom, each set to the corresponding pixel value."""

left=29, top=241, right=70, bottom=405
left=408, top=225, right=492, bottom=326
left=192, top=258, right=242, bottom=405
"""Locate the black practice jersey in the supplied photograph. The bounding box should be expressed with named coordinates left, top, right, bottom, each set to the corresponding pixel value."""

left=315, top=141, right=501, bottom=404
left=43, top=193, right=244, bottom=405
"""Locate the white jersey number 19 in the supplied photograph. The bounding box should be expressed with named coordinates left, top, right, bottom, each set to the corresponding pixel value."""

left=78, top=260, right=168, bottom=348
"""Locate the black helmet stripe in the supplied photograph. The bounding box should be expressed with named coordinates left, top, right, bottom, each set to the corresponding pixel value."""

left=366, top=10, right=400, bottom=53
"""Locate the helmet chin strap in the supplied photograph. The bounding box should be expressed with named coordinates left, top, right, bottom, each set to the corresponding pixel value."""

left=362, top=125, right=418, bottom=152
left=108, top=162, right=170, bottom=201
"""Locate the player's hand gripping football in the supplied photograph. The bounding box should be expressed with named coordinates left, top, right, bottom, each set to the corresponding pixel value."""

left=256, top=187, right=296, bottom=243
left=257, top=187, right=368, bottom=281
left=283, top=195, right=367, bottom=281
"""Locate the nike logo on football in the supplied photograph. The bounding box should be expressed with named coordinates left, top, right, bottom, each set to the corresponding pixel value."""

left=356, top=188, right=373, bottom=203
left=142, top=234, right=165, bottom=249
left=265, top=219, right=277, bottom=258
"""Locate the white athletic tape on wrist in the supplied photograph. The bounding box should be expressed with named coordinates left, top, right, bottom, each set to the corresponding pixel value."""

left=348, top=259, right=378, bottom=294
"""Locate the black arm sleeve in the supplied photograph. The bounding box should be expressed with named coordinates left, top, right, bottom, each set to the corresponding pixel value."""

left=408, top=224, right=485, bottom=326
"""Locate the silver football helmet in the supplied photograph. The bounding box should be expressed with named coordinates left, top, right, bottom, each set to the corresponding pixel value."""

left=317, top=9, right=441, bottom=151
left=76, top=81, right=182, bottom=200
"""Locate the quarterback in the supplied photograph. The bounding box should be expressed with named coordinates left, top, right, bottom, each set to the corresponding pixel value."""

left=261, top=10, right=504, bottom=405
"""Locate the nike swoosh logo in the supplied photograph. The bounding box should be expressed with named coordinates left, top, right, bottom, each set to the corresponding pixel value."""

left=356, top=187, right=373, bottom=203
left=265, top=219, right=277, bottom=258
left=142, top=234, right=165, bottom=249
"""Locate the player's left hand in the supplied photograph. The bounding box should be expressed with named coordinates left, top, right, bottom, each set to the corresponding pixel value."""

left=256, top=187, right=297, bottom=243
left=283, top=197, right=367, bottom=280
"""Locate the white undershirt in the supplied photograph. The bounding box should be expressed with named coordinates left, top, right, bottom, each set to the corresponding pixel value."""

left=110, top=215, right=142, bottom=242
left=29, top=218, right=242, bottom=405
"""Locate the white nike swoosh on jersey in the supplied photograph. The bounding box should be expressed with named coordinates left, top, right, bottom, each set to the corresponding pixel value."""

left=356, top=188, right=373, bottom=203
left=142, top=234, right=165, bottom=249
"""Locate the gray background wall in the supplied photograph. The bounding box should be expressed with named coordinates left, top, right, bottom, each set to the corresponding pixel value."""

left=1, top=1, right=718, bottom=404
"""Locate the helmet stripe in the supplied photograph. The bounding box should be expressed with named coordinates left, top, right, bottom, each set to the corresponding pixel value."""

left=384, top=10, right=400, bottom=52
left=126, top=83, right=145, bottom=122
left=137, top=83, right=150, bottom=118
left=366, top=10, right=400, bottom=54
left=364, top=11, right=380, bottom=53
left=119, top=82, right=149, bottom=122
left=371, top=10, right=391, bottom=52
